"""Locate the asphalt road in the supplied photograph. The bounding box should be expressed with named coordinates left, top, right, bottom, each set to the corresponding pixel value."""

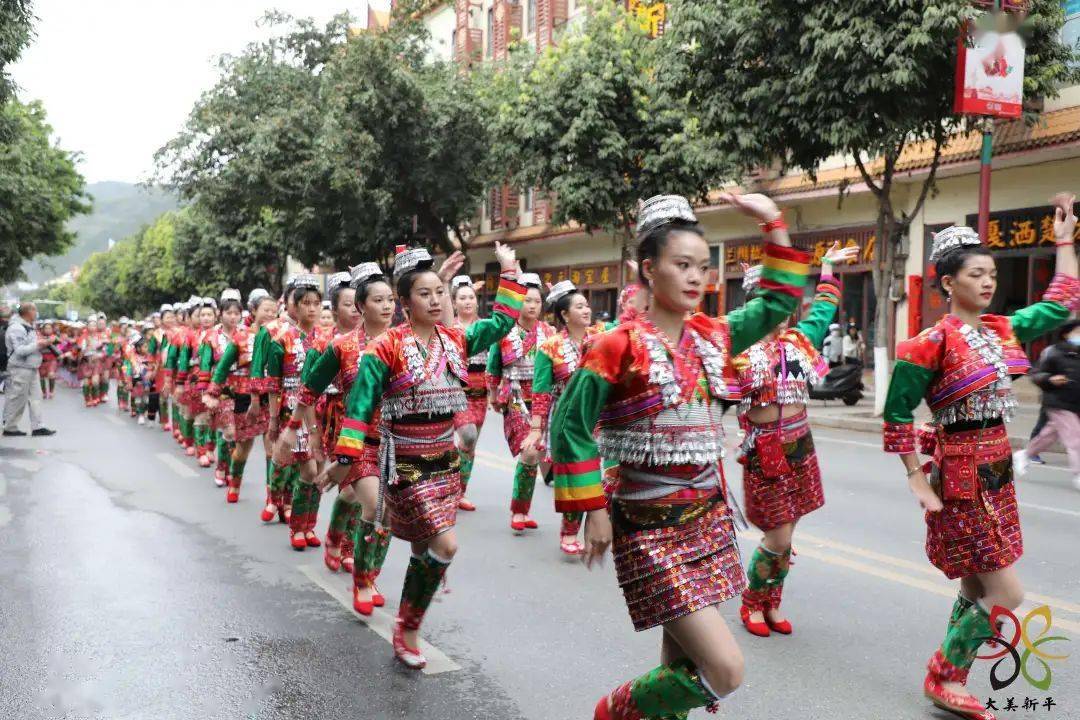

left=1, top=388, right=1078, bottom=720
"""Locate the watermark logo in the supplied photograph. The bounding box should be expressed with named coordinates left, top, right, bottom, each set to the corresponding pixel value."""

left=978, top=605, right=1070, bottom=691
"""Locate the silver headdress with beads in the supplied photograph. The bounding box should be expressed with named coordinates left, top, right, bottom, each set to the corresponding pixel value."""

left=159, top=303, right=174, bottom=314
left=247, top=288, right=270, bottom=308
left=546, top=280, right=577, bottom=307
left=392, top=247, right=434, bottom=280
left=636, top=195, right=698, bottom=236
left=290, top=274, right=320, bottom=290
left=220, top=288, right=242, bottom=303
left=349, top=262, right=385, bottom=288
left=519, top=273, right=542, bottom=289
left=928, top=225, right=983, bottom=265
left=326, top=272, right=351, bottom=294
left=450, top=275, right=473, bottom=291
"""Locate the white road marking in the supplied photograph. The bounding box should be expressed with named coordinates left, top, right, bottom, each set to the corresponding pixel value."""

left=155, top=452, right=199, bottom=478
left=299, top=564, right=460, bottom=675
left=1018, top=501, right=1080, bottom=518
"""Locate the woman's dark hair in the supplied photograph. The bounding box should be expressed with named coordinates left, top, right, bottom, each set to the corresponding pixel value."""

left=933, top=245, right=994, bottom=297
left=451, top=282, right=476, bottom=303
left=552, top=291, right=586, bottom=328
left=292, top=286, right=323, bottom=304
left=220, top=299, right=243, bottom=315
left=636, top=219, right=706, bottom=288
left=396, top=269, right=439, bottom=303
left=847, top=325, right=859, bottom=337
left=357, top=276, right=390, bottom=305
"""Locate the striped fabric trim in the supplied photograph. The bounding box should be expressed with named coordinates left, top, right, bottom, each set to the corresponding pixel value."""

left=813, top=278, right=842, bottom=306
left=334, top=418, right=370, bottom=457
left=493, top=276, right=526, bottom=319
left=760, top=243, right=810, bottom=298
left=553, top=457, right=605, bottom=512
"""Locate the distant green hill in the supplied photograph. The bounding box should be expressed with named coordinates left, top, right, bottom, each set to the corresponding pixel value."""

left=20, top=181, right=180, bottom=284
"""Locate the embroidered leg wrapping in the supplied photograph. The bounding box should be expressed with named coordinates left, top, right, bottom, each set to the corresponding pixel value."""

left=458, top=450, right=474, bottom=492
left=765, top=547, right=792, bottom=610
left=561, top=512, right=583, bottom=536
left=267, top=461, right=287, bottom=507
left=742, top=544, right=779, bottom=612
left=511, top=461, right=537, bottom=514
left=353, top=519, right=390, bottom=589
left=341, top=502, right=359, bottom=562
left=398, top=550, right=451, bottom=631
left=228, top=455, right=247, bottom=490
left=216, top=432, right=230, bottom=475
left=82, top=382, right=91, bottom=405
left=289, top=481, right=321, bottom=534
left=606, top=658, right=718, bottom=720
left=928, top=601, right=994, bottom=684
left=326, top=496, right=352, bottom=549
left=946, top=593, right=975, bottom=632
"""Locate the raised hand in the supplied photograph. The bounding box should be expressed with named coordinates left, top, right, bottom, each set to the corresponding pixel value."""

left=717, top=188, right=781, bottom=224
left=438, top=251, right=466, bottom=283
left=1052, top=192, right=1077, bottom=241
left=823, top=241, right=860, bottom=265
left=494, top=241, right=517, bottom=273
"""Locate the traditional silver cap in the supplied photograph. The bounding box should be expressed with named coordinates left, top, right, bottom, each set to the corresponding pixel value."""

left=519, top=272, right=542, bottom=289
left=636, top=195, right=697, bottom=236
left=349, top=262, right=385, bottom=288
left=187, top=295, right=202, bottom=307
left=928, top=225, right=982, bottom=265
left=742, top=265, right=763, bottom=294
left=247, top=288, right=270, bottom=308
left=290, top=274, right=320, bottom=290
left=392, top=247, right=434, bottom=279
left=321, top=300, right=331, bottom=310
left=159, top=303, right=173, bottom=314
left=119, top=316, right=130, bottom=324
left=326, top=272, right=351, bottom=293
left=546, top=280, right=577, bottom=307
left=450, top=275, right=473, bottom=291
left=220, top=288, right=242, bottom=303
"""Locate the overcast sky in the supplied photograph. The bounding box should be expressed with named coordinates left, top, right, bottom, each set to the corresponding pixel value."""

left=12, top=1, right=392, bottom=184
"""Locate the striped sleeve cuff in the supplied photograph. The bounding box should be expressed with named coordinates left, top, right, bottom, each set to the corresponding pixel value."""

left=1043, top=272, right=1080, bottom=312
left=333, top=418, right=370, bottom=458
left=553, top=458, right=607, bottom=513
left=492, top=275, right=526, bottom=319
left=760, top=243, right=810, bottom=298
left=813, top=277, right=842, bottom=306
left=883, top=422, right=916, bottom=454
left=531, top=392, right=552, bottom=426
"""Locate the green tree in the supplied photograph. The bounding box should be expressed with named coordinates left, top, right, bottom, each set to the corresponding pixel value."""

left=484, top=0, right=719, bottom=248
left=0, top=0, right=33, bottom=105
left=0, top=99, right=90, bottom=284
left=665, top=0, right=1078, bottom=409
left=76, top=244, right=123, bottom=316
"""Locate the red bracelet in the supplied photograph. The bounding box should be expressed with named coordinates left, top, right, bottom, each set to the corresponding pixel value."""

left=759, top=213, right=788, bottom=234
left=1056, top=241, right=1074, bottom=247
left=285, top=418, right=302, bottom=430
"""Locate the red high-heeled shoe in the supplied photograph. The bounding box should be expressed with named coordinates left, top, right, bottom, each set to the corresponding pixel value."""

left=523, top=517, right=538, bottom=529
left=342, top=555, right=354, bottom=573
left=226, top=488, right=240, bottom=504
left=199, top=454, right=212, bottom=468
left=510, top=518, right=526, bottom=533
left=324, top=547, right=342, bottom=572
left=260, top=503, right=277, bottom=523
left=924, top=673, right=996, bottom=719
left=392, top=620, right=426, bottom=670
left=593, top=695, right=612, bottom=720
left=305, top=532, right=321, bottom=548
left=372, top=586, right=385, bottom=607
left=765, top=611, right=792, bottom=635
left=353, top=587, right=374, bottom=616
left=457, top=498, right=476, bottom=511
left=740, top=605, right=771, bottom=637
left=290, top=532, right=307, bottom=551
left=185, top=445, right=197, bottom=456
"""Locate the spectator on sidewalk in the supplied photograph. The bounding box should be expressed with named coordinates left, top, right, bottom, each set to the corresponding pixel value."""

left=0, top=304, right=10, bottom=379
left=1015, top=319, right=1080, bottom=490
left=2, top=302, right=56, bottom=437
left=823, top=323, right=844, bottom=367
left=1026, top=343, right=1056, bottom=465
left=842, top=324, right=864, bottom=365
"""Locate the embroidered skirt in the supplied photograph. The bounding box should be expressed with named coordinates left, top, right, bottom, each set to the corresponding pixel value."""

left=608, top=466, right=746, bottom=631
left=319, top=394, right=343, bottom=456
left=210, top=395, right=234, bottom=432
left=741, top=411, right=824, bottom=531
left=925, top=423, right=1021, bottom=579
left=184, top=382, right=207, bottom=416
left=387, top=449, right=461, bottom=542
left=232, top=393, right=268, bottom=442
left=502, top=396, right=532, bottom=457
left=454, top=389, right=489, bottom=431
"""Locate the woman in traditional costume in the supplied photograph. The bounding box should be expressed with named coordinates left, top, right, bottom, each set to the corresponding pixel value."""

left=733, top=242, right=857, bottom=638
left=38, top=321, right=59, bottom=399
left=294, top=263, right=395, bottom=614
left=523, top=280, right=598, bottom=556
left=551, top=192, right=808, bottom=720
left=197, top=290, right=245, bottom=486
left=450, top=275, right=488, bottom=512
left=319, top=242, right=522, bottom=670
left=487, top=273, right=556, bottom=532
left=883, top=194, right=1079, bottom=720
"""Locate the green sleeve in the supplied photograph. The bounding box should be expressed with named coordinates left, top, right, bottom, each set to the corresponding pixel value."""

left=177, top=345, right=190, bottom=373
left=302, top=344, right=342, bottom=397
left=883, top=360, right=934, bottom=426
left=147, top=336, right=159, bottom=355
left=266, top=338, right=285, bottom=380
left=728, top=289, right=801, bottom=356
left=1010, top=301, right=1071, bottom=344
left=211, top=342, right=239, bottom=385
left=550, top=368, right=611, bottom=513
left=533, top=350, right=554, bottom=395
left=795, top=297, right=840, bottom=348
left=334, top=353, right=391, bottom=457
left=487, top=343, right=503, bottom=377
left=249, top=327, right=270, bottom=380
left=165, top=344, right=178, bottom=371
left=198, top=342, right=213, bottom=373
left=299, top=347, right=321, bottom=385
left=466, top=314, right=515, bottom=357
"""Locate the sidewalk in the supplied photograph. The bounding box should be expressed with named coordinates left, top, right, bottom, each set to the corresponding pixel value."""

left=806, top=371, right=1048, bottom=450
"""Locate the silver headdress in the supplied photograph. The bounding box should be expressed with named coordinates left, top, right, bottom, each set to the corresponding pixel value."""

left=187, top=295, right=202, bottom=307
left=349, top=262, right=385, bottom=288
left=247, top=288, right=270, bottom=308
left=742, top=265, right=763, bottom=294
left=392, top=247, right=434, bottom=279
left=519, top=273, right=542, bottom=289
left=220, top=288, right=242, bottom=303
left=636, top=195, right=698, bottom=236
left=159, top=303, right=174, bottom=314
left=290, top=274, right=320, bottom=290
left=450, top=275, right=474, bottom=291
left=546, top=280, right=577, bottom=307
left=928, top=226, right=982, bottom=265
left=119, top=316, right=130, bottom=324
left=326, top=272, right=351, bottom=294
left=321, top=300, right=331, bottom=310
left=201, top=297, right=218, bottom=309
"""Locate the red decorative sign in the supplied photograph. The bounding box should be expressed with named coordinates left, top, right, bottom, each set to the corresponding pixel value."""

left=954, top=20, right=1025, bottom=119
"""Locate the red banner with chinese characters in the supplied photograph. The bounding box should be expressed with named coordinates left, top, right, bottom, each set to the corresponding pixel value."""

left=964, top=203, right=1080, bottom=251
left=723, top=227, right=876, bottom=276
